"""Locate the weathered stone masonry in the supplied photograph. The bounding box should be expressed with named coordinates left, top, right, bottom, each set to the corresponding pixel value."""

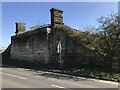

left=11, top=27, right=51, bottom=63
left=10, top=8, right=100, bottom=67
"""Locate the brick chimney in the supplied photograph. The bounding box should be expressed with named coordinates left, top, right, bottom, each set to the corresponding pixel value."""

left=15, top=22, right=26, bottom=35
left=50, top=8, right=64, bottom=27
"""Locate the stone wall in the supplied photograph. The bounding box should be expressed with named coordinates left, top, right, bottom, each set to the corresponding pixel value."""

left=9, top=8, right=102, bottom=68
left=11, top=27, right=51, bottom=64
left=50, top=26, right=100, bottom=68
left=49, top=28, right=66, bottom=66
left=64, top=35, right=99, bottom=67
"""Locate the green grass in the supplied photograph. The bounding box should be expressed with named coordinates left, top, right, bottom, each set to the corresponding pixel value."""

left=63, top=67, right=120, bottom=82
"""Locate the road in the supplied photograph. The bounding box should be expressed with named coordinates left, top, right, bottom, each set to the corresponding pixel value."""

left=0, top=66, right=119, bottom=89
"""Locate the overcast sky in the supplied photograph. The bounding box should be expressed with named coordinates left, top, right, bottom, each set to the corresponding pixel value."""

left=2, top=2, right=118, bottom=49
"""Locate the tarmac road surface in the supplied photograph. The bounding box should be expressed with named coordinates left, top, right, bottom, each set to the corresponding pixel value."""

left=0, top=66, right=119, bottom=90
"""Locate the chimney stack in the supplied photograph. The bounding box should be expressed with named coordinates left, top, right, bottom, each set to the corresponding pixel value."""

left=15, top=22, right=26, bottom=35
left=50, top=8, right=64, bottom=27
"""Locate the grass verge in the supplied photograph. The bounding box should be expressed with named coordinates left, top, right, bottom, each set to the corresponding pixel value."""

left=2, top=58, right=120, bottom=82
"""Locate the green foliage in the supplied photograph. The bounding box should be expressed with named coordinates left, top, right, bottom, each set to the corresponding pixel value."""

left=95, top=15, right=120, bottom=63
left=66, top=14, right=120, bottom=65
left=57, top=14, right=120, bottom=66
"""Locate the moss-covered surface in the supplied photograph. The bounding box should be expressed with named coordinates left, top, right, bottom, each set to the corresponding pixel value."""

left=55, top=25, right=94, bottom=50
left=55, top=25, right=81, bottom=39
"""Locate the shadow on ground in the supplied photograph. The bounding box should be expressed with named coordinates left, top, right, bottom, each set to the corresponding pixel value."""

left=2, top=58, right=119, bottom=82
left=2, top=63, right=91, bottom=82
